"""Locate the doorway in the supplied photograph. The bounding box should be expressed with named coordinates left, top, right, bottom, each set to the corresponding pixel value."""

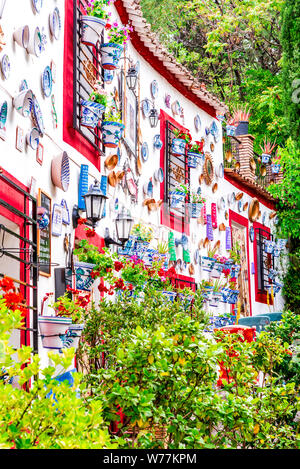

left=231, top=219, right=251, bottom=317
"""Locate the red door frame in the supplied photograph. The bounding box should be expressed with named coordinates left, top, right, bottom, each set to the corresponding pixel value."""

left=159, top=109, right=190, bottom=235
left=0, top=168, right=31, bottom=347
left=252, top=220, right=272, bottom=305
left=229, top=210, right=252, bottom=317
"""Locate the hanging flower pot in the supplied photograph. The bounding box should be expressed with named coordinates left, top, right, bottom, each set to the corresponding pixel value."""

left=187, top=202, right=202, bottom=219
left=202, top=285, right=213, bottom=302
left=226, top=289, right=240, bottom=304
left=209, top=291, right=222, bottom=308
left=38, top=316, right=72, bottom=350
left=187, top=152, right=198, bottom=168
left=74, top=262, right=95, bottom=292
left=161, top=291, right=177, bottom=302
left=261, top=153, right=271, bottom=164
left=100, top=42, right=123, bottom=70
left=80, top=15, right=107, bottom=46
left=264, top=240, right=275, bottom=254
left=209, top=262, right=223, bottom=279
left=62, top=324, right=84, bottom=350
left=80, top=100, right=105, bottom=128
left=226, top=125, right=236, bottom=136
left=169, top=190, right=186, bottom=209
left=201, top=256, right=216, bottom=272
left=271, top=163, right=281, bottom=174
left=101, top=120, right=125, bottom=148
left=230, top=264, right=241, bottom=277
left=172, top=138, right=186, bottom=156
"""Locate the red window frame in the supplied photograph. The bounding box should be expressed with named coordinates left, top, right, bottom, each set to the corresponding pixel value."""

left=159, top=109, right=190, bottom=235
left=229, top=209, right=252, bottom=316
left=63, top=0, right=101, bottom=171
left=0, top=168, right=31, bottom=347
left=253, top=220, right=273, bottom=305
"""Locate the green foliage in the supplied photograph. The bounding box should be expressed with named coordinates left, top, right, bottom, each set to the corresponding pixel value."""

left=0, top=296, right=114, bottom=449
left=266, top=311, right=300, bottom=386
left=280, top=0, right=300, bottom=146
left=268, top=139, right=300, bottom=240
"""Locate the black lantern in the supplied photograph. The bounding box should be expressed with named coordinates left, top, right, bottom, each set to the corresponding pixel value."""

left=83, top=180, right=108, bottom=228
left=115, top=208, right=134, bottom=245
left=126, top=66, right=138, bottom=91
left=149, top=107, right=159, bottom=128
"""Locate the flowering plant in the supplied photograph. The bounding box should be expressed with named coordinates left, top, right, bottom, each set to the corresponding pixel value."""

left=173, top=183, right=189, bottom=194
left=52, top=287, right=90, bottom=324
left=105, top=22, right=132, bottom=45
left=188, top=140, right=204, bottom=154
left=86, top=0, right=113, bottom=20
left=130, top=223, right=154, bottom=243
left=173, top=129, right=192, bottom=144
left=103, top=104, right=122, bottom=123
left=190, top=190, right=206, bottom=204
left=0, top=277, right=27, bottom=315
left=89, top=89, right=109, bottom=106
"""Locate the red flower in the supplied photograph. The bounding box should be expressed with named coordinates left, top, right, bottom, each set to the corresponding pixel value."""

left=114, top=261, right=124, bottom=272
left=0, top=277, right=15, bottom=292
left=127, top=284, right=133, bottom=291
left=86, top=228, right=96, bottom=238
left=77, top=218, right=87, bottom=225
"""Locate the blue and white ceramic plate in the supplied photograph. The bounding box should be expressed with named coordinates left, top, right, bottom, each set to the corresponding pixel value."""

left=0, top=101, right=8, bottom=129
left=49, top=7, right=61, bottom=40
left=151, top=80, right=159, bottom=99
left=142, top=99, right=151, bottom=118
left=32, top=97, right=45, bottom=136
left=141, top=142, right=149, bottom=161
left=42, top=66, right=52, bottom=98
left=238, top=200, right=243, bottom=212
left=250, top=226, right=255, bottom=242
left=262, top=212, right=267, bottom=225
left=32, top=0, right=43, bottom=13
left=1, top=55, right=10, bottom=80
left=210, top=120, right=220, bottom=142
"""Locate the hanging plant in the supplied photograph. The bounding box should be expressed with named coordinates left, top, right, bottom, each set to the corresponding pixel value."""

left=260, top=139, right=277, bottom=164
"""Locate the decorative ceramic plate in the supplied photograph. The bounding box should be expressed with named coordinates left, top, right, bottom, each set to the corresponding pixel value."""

left=141, top=142, right=149, bottom=161
left=172, top=100, right=181, bottom=115
left=194, top=114, right=201, bottom=131
left=250, top=226, right=255, bottom=242
left=210, top=120, right=220, bottom=142
left=1, top=54, right=10, bottom=80
left=151, top=80, right=159, bottom=99
left=218, top=163, right=224, bottom=178
left=0, top=101, right=8, bottom=129
left=238, top=201, right=243, bottom=212
left=262, top=212, right=267, bottom=225
left=32, top=96, right=45, bottom=136
left=20, top=79, right=29, bottom=91
left=49, top=7, right=61, bottom=40
left=165, top=94, right=171, bottom=108
left=42, top=66, right=52, bottom=98
left=194, top=249, right=200, bottom=265
left=32, top=0, right=43, bottom=13
left=142, top=99, right=151, bottom=118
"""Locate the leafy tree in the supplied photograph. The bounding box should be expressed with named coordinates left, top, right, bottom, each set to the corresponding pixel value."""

left=280, top=0, right=300, bottom=146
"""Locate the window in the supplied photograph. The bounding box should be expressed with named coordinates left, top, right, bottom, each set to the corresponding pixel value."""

left=73, top=0, right=105, bottom=154
left=253, top=222, right=274, bottom=304
left=159, top=110, right=190, bottom=234
left=0, top=169, right=38, bottom=353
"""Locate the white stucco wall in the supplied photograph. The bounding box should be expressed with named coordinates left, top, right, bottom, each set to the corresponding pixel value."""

left=0, top=0, right=285, bottom=370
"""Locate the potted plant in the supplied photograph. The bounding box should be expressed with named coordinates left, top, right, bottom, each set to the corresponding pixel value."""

left=101, top=105, right=125, bottom=148
left=260, top=139, right=277, bottom=164
left=187, top=140, right=205, bottom=168
left=209, top=279, right=225, bottom=308
left=80, top=0, right=111, bottom=47
left=200, top=280, right=214, bottom=302
left=228, top=241, right=241, bottom=273
left=226, top=117, right=236, bottom=137
left=271, top=153, right=281, bottom=174
left=233, top=106, right=251, bottom=136
left=155, top=241, right=169, bottom=267
left=100, top=22, right=132, bottom=70
left=201, top=247, right=217, bottom=272
left=169, top=183, right=189, bottom=209
left=187, top=191, right=206, bottom=218
left=171, top=129, right=192, bottom=156
left=81, top=88, right=108, bottom=128
left=52, top=289, right=90, bottom=350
